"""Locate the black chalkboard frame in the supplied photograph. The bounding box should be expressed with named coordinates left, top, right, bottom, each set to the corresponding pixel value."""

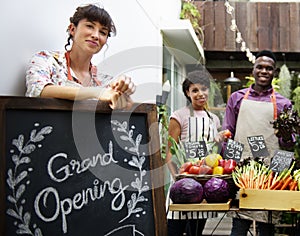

left=0, top=96, right=167, bottom=236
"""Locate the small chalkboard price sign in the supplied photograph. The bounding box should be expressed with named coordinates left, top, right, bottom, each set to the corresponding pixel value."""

left=223, top=139, right=244, bottom=162
left=269, top=150, right=294, bottom=173
left=184, top=141, right=207, bottom=160
left=0, top=97, right=167, bottom=236
left=247, top=135, right=269, bottom=158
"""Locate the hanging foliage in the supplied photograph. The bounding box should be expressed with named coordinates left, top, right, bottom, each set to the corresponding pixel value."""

left=157, top=104, right=169, bottom=160
left=292, top=87, right=300, bottom=115
left=291, top=72, right=300, bottom=115
left=278, top=64, right=291, bottom=99
left=180, top=0, right=204, bottom=44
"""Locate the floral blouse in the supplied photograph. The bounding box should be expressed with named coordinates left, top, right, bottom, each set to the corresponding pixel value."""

left=25, top=50, right=113, bottom=97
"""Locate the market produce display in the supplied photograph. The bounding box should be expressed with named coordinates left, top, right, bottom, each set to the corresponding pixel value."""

left=178, top=154, right=237, bottom=175
left=170, top=176, right=231, bottom=204
left=203, top=177, right=230, bottom=203
left=170, top=153, right=238, bottom=203
left=167, top=109, right=300, bottom=208
left=232, top=159, right=300, bottom=191
left=170, top=178, right=203, bottom=203
left=271, top=106, right=300, bottom=140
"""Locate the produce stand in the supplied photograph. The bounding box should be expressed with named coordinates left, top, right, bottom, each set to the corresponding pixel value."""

left=168, top=190, right=300, bottom=235
left=239, top=189, right=300, bottom=211
left=169, top=199, right=232, bottom=212
left=175, top=173, right=238, bottom=200
left=169, top=189, right=300, bottom=214
left=239, top=189, right=300, bottom=235
left=168, top=200, right=237, bottom=235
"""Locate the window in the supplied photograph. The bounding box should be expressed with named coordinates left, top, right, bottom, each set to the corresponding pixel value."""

left=163, top=46, right=186, bottom=114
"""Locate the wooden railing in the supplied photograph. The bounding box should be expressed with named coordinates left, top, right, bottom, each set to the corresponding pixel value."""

left=195, top=1, right=300, bottom=53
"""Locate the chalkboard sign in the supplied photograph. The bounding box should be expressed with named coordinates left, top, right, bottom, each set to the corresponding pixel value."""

left=247, top=135, right=269, bottom=158
left=223, top=139, right=244, bottom=162
left=0, top=97, right=167, bottom=236
left=184, top=141, right=207, bottom=160
left=269, top=150, right=294, bottom=173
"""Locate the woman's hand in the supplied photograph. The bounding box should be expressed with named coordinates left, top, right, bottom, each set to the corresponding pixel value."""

left=109, top=75, right=136, bottom=110
left=110, top=75, right=136, bottom=95
left=98, top=88, right=133, bottom=110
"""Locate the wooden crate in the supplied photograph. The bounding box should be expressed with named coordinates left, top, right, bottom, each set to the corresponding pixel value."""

left=239, top=189, right=300, bottom=211
left=169, top=200, right=231, bottom=212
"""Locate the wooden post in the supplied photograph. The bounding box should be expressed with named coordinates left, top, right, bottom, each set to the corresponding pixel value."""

left=227, top=84, right=232, bottom=102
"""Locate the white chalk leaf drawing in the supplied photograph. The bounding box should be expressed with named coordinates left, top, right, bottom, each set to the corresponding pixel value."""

left=111, top=120, right=149, bottom=224
left=6, top=125, right=53, bottom=236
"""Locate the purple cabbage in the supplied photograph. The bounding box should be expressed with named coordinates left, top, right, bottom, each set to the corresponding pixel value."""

left=170, top=178, right=203, bottom=203
left=203, top=177, right=230, bottom=203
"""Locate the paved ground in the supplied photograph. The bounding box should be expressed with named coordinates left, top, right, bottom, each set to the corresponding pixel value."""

left=203, top=215, right=233, bottom=236
left=203, top=216, right=291, bottom=236
left=178, top=214, right=293, bottom=235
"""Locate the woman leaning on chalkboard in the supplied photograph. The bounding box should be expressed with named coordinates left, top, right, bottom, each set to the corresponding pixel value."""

left=165, top=70, right=229, bottom=236
left=25, top=4, right=135, bottom=110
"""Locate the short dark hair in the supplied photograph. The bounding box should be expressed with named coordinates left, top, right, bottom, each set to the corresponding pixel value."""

left=182, top=70, right=211, bottom=103
left=256, top=50, right=277, bottom=63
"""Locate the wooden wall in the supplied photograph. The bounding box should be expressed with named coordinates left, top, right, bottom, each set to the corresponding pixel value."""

left=195, top=1, right=300, bottom=53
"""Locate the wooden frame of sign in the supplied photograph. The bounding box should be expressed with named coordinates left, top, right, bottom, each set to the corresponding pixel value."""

left=0, top=96, right=167, bottom=236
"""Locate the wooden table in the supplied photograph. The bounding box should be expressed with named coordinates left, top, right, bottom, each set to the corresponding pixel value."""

left=169, top=189, right=300, bottom=236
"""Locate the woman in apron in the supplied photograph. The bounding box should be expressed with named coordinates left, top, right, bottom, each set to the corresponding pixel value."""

left=166, top=70, right=227, bottom=236
left=222, top=50, right=295, bottom=235
left=25, top=4, right=135, bottom=110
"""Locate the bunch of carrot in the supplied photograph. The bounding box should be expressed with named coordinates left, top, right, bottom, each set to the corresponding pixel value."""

left=293, top=169, right=300, bottom=190
left=232, top=160, right=299, bottom=191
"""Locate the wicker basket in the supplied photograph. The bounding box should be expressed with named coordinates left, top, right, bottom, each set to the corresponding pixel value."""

left=175, top=174, right=238, bottom=200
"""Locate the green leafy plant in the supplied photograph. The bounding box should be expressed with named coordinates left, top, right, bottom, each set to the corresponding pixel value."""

left=208, top=79, right=226, bottom=121
left=292, top=87, right=300, bottom=115
left=270, top=107, right=300, bottom=143
left=157, top=104, right=169, bottom=160
left=168, top=136, right=187, bottom=168
left=168, top=135, right=219, bottom=168
left=278, top=64, right=292, bottom=99
left=291, top=71, right=300, bottom=115
left=180, top=0, right=204, bottom=44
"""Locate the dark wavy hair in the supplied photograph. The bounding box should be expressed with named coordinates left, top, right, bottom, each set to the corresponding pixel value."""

left=65, top=4, right=116, bottom=50
left=182, top=70, right=211, bottom=103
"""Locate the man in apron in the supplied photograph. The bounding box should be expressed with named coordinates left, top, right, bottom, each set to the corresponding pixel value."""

left=222, top=50, right=296, bottom=235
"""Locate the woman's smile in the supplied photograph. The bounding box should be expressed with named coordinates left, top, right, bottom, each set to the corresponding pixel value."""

left=86, top=40, right=99, bottom=47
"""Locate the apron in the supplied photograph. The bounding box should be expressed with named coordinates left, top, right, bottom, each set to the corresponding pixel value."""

left=188, top=106, right=217, bottom=143
left=187, top=106, right=218, bottom=154
left=228, top=88, right=281, bottom=224
left=166, top=107, right=218, bottom=220
left=235, top=89, right=279, bottom=164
